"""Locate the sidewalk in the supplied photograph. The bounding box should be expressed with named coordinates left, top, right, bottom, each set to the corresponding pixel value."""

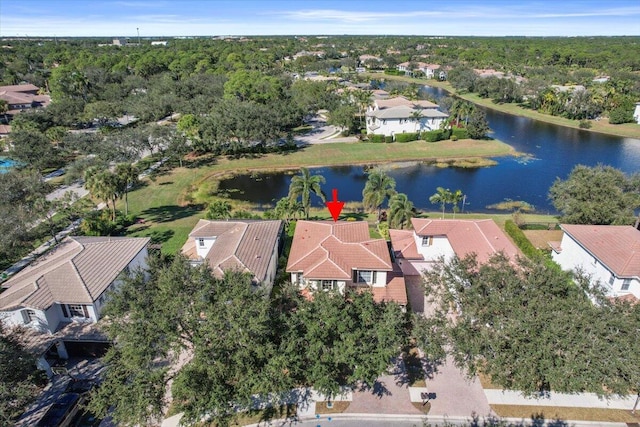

left=484, top=388, right=638, bottom=410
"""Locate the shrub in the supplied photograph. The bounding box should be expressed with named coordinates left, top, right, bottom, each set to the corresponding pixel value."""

left=395, top=132, right=418, bottom=143
left=504, top=220, right=543, bottom=260
left=422, top=130, right=444, bottom=142
left=368, top=134, right=385, bottom=143
left=579, top=120, right=592, bottom=129
left=452, top=128, right=468, bottom=139
left=450, top=135, right=458, bottom=141
left=608, top=106, right=634, bottom=124
left=385, top=136, right=394, bottom=143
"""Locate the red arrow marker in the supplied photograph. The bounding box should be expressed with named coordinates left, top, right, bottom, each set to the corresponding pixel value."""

left=325, top=188, right=345, bottom=222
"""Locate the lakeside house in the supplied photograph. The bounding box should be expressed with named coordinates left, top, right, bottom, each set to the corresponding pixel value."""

left=181, top=219, right=284, bottom=294
left=286, top=220, right=407, bottom=308
left=550, top=224, right=640, bottom=302
left=390, top=218, right=520, bottom=313
left=634, top=102, right=640, bottom=124
left=0, top=236, right=150, bottom=375
left=365, top=96, right=448, bottom=138
left=397, top=62, right=442, bottom=79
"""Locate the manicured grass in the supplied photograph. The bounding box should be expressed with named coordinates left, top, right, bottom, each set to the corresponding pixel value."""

left=315, top=401, right=351, bottom=414
left=491, top=404, right=640, bottom=423
left=369, top=73, right=640, bottom=139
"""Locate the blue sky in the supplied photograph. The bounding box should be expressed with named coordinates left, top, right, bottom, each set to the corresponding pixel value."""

left=1, top=0, right=639, bottom=37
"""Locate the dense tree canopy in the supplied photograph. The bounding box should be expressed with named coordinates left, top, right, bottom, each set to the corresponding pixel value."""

left=421, top=252, right=640, bottom=396
left=549, top=164, right=640, bottom=225
left=90, top=255, right=408, bottom=426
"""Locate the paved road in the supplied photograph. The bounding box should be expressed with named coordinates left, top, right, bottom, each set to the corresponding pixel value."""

left=294, top=116, right=357, bottom=146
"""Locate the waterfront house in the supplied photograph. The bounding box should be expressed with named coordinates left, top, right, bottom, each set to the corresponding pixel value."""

left=397, top=62, right=441, bottom=78
left=286, top=221, right=407, bottom=307
left=181, top=219, right=284, bottom=294
left=550, top=224, right=640, bottom=302
left=634, top=102, right=640, bottom=124
left=390, top=219, right=520, bottom=312
left=365, top=96, right=448, bottom=138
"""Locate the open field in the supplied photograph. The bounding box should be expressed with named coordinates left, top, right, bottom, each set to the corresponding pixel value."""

left=122, top=139, right=516, bottom=252
left=370, top=73, right=640, bottom=139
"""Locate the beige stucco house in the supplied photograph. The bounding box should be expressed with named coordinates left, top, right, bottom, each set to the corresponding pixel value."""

left=366, top=96, right=448, bottom=138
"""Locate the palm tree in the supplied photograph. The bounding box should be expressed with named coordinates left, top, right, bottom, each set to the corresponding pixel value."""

left=362, top=169, right=396, bottom=219
left=85, top=168, right=119, bottom=220
left=353, top=89, right=373, bottom=128
left=450, top=189, right=464, bottom=218
left=288, top=167, right=326, bottom=220
left=429, top=187, right=452, bottom=219
left=388, top=193, right=414, bottom=229
left=409, top=110, right=423, bottom=133
left=115, top=163, right=138, bottom=216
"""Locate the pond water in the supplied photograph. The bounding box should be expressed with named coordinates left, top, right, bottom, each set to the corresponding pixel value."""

left=218, top=86, right=640, bottom=214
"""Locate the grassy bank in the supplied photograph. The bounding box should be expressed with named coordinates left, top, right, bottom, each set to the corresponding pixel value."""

left=123, top=138, right=516, bottom=253
left=369, top=73, right=640, bottom=139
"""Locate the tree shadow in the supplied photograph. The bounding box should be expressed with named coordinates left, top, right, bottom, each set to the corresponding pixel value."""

left=423, top=357, right=444, bottom=380
left=140, top=204, right=203, bottom=223
left=356, top=380, right=392, bottom=398
left=342, top=212, right=369, bottom=221
left=184, top=155, right=218, bottom=169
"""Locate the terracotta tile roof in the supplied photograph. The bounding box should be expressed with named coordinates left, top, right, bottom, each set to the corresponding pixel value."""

left=393, top=219, right=521, bottom=263
left=389, top=229, right=422, bottom=259
left=560, top=224, right=640, bottom=278
left=181, top=219, right=283, bottom=282
left=0, top=83, right=39, bottom=93
left=287, top=221, right=392, bottom=280
left=0, top=236, right=149, bottom=311
left=371, top=262, right=408, bottom=305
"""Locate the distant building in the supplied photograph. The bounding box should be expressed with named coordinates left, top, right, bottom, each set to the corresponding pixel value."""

left=0, top=83, right=50, bottom=123
left=150, top=40, right=168, bottom=46
left=112, top=37, right=127, bottom=46
left=366, top=96, right=448, bottom=138
left=634, top=102, right=640, bottom=125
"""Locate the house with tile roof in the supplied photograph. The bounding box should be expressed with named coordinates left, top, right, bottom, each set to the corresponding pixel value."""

left=286, top=221, right=407, bottom=307
left=390, top=219, right=520, bottom=313
left=366, top=96, right=448, bottom=139
left=550, top=224, right=640, bottom=301
left=397, top=62, right=441, bottom=79
left=0, top=83, right=50, bottom=121
left=0, top=236, right=150, bottom=334
left=181, top=219, right=284, bottom=294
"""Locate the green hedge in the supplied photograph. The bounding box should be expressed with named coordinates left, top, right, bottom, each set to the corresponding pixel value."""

left=367, top=134, right=385, bottom=143
left=395, top=132, right=419, bottom=143
left=384, top=69, right=404, bottom=76
left=452, top=128, right=468, bottom=139
left=422, top=130, right=445, bottom=142
left=504, top=220, right=543, bottom=260
left=385, top=136, right=394, bottom=143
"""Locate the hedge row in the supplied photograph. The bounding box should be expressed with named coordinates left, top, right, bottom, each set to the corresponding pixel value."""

left=365, top=128, right=468, bottom=143
left=395, top=132, right=419, bottom=142
left=504, top=220, right=542, bottom=260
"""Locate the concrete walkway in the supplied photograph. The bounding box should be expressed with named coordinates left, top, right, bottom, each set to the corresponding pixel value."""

left=484, top=388, right=639, bottom=410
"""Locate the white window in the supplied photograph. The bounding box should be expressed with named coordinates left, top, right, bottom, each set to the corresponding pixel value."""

left=22, top=309, right=38, bottom=324
left=608, top=274, right=615, bottom=286
left=422, top=236, right=433, bottom=247
left=321, top=280, right=336, bottom=291
left=357, top=270, right=373, bottom=284
left=198, top=238, right=205, bottom=247
left=63, top=304, right=88, bottom=318
left=622, top=279, right=631, bottom=291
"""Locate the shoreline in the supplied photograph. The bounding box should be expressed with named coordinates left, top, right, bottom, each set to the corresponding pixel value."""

left=368, top=73, right=640, bottom=140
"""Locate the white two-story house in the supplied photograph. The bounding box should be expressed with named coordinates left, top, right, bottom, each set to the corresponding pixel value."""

left=286, top=221, right=407, bottom=307
left=366, top=96, right=448, bottom=139
left=390, top=218, right=521, bottom=312
left=551, top=224, right=640, bottom=301
left=0, top=236, right=150, bottom=334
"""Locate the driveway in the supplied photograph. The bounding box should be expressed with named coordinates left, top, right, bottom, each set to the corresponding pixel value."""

left=345, top=357, right=422, bottom=415
left=295, top=115, right=357, bottom=145
left=424, top=355, right=492, bottom=418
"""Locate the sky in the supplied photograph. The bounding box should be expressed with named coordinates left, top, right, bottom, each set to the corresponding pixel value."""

left=1, top=0, right=639, bottom=38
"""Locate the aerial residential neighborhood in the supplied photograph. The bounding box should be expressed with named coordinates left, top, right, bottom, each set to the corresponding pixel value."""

left=1, top=1, right=640, bottom=427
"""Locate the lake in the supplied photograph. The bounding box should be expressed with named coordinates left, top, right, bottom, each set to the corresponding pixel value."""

left=218, top=86, right=640, bottom=214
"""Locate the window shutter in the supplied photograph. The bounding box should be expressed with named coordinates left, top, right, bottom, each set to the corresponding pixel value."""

left=61, top=304, right=69, bottom=318
left=21, top=310, right=29, bottom=324
left=82, top=305, right=89, bottom=318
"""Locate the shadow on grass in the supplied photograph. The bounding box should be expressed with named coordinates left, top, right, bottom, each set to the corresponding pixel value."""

left=140, top=204, right=203, bottom=223
left=341, top=212, right=368, bottom=221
